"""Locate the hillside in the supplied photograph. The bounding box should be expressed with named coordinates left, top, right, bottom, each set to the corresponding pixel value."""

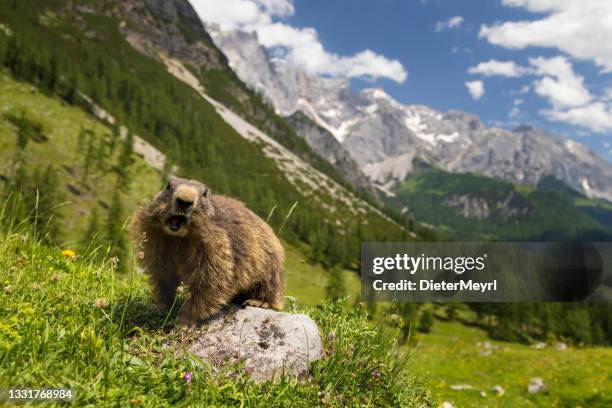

left=0, top=72, right=162, bottom=244
left=385, top=161, right=612, bottom=241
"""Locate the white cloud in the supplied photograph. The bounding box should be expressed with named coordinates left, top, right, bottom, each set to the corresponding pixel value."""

left=256, top=24, right=407, bottom=82
left=466, top=54, right=611, bottom=132
left=475, top=1, right=612, bottom=132
left=465, top=80, right=485, bottom=100
left=529, top=56, right=592, bottom=109
left=468, top=59, right=528, bottom=77
left=479, top=0, right=612, bottom=72
left=191, top=0, right=272, bottom=30
left=191, top=0, right=407, bottom=83
left=257, top=0, right=294, bottom=16
left=435, top=16, right=464, bottom=32
left=542, top=102, right=612, bottom=132
left=526, top=55, right=612, bottom=132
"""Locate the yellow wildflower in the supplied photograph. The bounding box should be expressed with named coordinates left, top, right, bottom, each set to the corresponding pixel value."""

left=61, top=249, right=76, bottom=258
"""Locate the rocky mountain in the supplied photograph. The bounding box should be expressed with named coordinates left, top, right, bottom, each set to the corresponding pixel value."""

left=284, top=111, right=375, bottom=196
left=206, top=26, right=377, bottom=198
left=207, top=26, right=612, bottom=204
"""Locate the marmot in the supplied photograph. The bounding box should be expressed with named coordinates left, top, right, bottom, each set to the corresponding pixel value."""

left=132, top=176, right=285, bottom=325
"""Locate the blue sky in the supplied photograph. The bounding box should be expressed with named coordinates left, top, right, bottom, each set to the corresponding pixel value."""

left=192, top=0, right=612, bottom=161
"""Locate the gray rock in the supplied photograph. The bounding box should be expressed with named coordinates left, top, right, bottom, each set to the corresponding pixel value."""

left=189, top=306, right=323, bottom=383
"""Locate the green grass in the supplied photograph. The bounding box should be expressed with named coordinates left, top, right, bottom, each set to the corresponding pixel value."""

left=0, top=232, right=432, bottom=407
left=410, top=318, right=612, bottom=407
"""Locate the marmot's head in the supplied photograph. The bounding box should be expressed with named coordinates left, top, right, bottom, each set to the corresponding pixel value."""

left=146, top=176, right=212, bottom=237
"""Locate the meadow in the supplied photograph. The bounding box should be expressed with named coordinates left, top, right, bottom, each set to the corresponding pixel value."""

left=410, top=319, right=612, bottom=407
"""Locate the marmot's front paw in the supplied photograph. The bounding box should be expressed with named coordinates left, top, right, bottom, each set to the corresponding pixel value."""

left=176, top=313, right=197, bottom=328
left=242, top=299, right=271, bottom=309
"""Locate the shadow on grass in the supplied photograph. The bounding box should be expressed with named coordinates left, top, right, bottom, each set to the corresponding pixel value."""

left=110, top=296, right=181, bottom=335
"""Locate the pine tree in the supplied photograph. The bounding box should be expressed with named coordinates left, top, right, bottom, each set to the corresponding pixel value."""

left=563, top=307, right=592, bottom=344
left=65, top=72, right=78, bottom=104
left=116, top=129, right=134, bottom=191
left=47, top=55, right=58, bottom=93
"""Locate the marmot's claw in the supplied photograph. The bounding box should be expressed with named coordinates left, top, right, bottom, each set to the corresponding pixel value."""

left=242, top=299, right=271, bottom=309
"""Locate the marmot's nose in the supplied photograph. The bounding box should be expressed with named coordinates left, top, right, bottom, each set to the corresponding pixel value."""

left=175, top=197, right=194, bottom=211
left=174, top=185, right=198, bottom=212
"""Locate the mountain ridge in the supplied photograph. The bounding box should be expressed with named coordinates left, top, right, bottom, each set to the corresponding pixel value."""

left=207, top=25, right=612, bottom=203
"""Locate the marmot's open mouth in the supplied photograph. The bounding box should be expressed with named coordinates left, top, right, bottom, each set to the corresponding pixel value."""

left=166, top=215, right=187, bottom=232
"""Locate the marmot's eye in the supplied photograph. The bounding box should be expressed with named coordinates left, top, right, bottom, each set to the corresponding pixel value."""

left=202, top=188, right=209, bottom=197
left=165, top=182, right=171, bottom=190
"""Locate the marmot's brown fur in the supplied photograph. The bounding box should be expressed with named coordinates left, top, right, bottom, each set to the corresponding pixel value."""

left=131, top=176, right=284, bottom=324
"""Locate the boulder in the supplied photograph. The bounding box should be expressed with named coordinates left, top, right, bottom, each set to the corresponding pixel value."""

left=189, top=306, right=323, bottom=383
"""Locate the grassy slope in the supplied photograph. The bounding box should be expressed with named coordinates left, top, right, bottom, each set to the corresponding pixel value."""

left=0, top=71, right=161, bottom=245
left=284, top=243, right=360, bottom=307
left=0, top=232, right=432, bottom=407
left=388, top=163, right=612, bottom=241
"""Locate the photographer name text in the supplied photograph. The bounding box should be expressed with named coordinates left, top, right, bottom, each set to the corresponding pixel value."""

left=372, top=279, right=497, bottom=293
